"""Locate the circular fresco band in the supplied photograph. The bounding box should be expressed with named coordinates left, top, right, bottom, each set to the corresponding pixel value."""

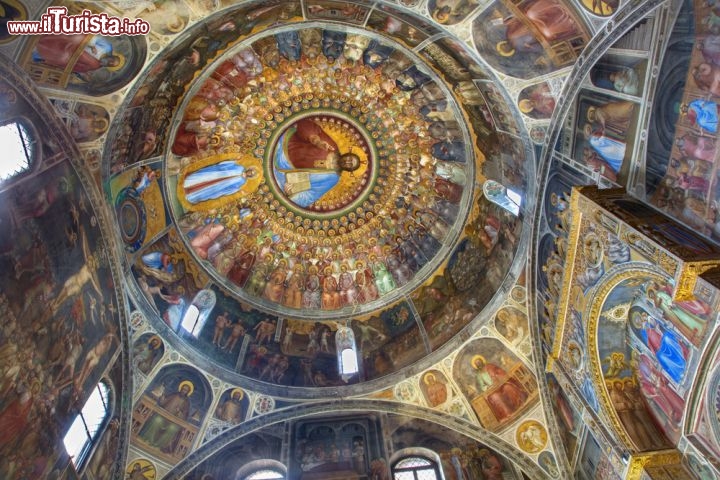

left=165, top=24, right=475, bottom=318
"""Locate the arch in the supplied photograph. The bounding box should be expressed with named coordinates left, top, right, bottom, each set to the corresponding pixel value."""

left=235, top=459, right=287, bottom=480
left=585, top=263, right=678, bottom=452
left=164, top=400, right=548, bottom=479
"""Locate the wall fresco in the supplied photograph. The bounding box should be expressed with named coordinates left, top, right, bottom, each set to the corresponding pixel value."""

left=472, top=0, right=589, bottom=79
left=131, top=364, right=212, bottom=464
left=0, top=158, right=122, bottom=479
left=453, top=338, right=538, bottom=431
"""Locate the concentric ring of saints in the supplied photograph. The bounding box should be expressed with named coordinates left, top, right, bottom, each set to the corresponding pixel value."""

left=168, top=26, right=473, bottom=316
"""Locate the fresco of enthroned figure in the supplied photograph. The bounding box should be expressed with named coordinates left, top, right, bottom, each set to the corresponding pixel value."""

left=454, top=338, right=537, bottom=431
left=472, top=0, right=589, bottom=79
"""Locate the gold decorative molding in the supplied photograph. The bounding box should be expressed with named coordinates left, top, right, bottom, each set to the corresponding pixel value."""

left=550, top=186, right=583, bottom=361
left=585, top=268, right=666, bottom=453
left=626, top=450, right=682, bottom=480
left=674, top=261, right=720, bottom=302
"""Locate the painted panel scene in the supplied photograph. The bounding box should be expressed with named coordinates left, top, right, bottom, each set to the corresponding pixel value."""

left=472, top=0, right=589, bottom=79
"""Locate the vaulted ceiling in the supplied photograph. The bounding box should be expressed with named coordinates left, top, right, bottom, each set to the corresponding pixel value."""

left=1, top=0, right=719, bottom=479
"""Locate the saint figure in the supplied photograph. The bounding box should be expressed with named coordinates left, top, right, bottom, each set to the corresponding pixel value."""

left=274, top=118, right=361, bottom=207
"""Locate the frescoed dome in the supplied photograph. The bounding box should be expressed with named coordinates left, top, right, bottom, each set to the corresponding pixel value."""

left=166, top=27, right=475, bottom=318
left=104, top=1, right=530, bottom=394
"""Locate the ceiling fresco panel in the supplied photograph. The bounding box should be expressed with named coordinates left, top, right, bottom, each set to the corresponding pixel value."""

left=453, top=337, right=538, bottom=431
left=19, top=29, right=147, bottom=96
left=131, top=364, right=213, bottom=464
left=109, top=159, right=168, bottom=254
left=471, top=0, right=590, bottom=80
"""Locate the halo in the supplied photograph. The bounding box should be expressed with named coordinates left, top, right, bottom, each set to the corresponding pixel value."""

left=178, top=380, right=195, bottom=396
left=586, top=106, right=597, bottom=122
left=93, top=117, right=109, bottom=133
left=518, top=99, right=534, bottom=114
left=149, top=335, right=162, bottom=349
left=432, top=7, right=450, bottom=24
left=496, top=41, right=515, bottom=57
left=423, top=372, right=436, bottom=385
left=231, top=387, right=244, bottom=400
left=106, top=53, right=126, bottom=72
left=165, top=14, right=187, bottom=34
left=471, top=354, right=486, bottom=369
left=629, top=310, right=644, bottom=330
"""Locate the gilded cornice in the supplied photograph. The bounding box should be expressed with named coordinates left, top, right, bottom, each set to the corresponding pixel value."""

left=626, top=450, right=682, bottom=480
left=550, top=186, right=583, bottom=361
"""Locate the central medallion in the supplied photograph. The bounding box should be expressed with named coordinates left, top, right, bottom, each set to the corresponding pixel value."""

left=165, top=26, right=475, bottom=318
left=267, top=111, right=375, bottom=216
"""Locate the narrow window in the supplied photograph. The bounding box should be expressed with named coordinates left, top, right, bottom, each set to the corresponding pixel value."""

left=0, top=121, right=35, bottom=181
left=63, top=381, right=111, bottom=469
left=336, top=326, right=359, bottom=377
left=180, top=304, right=200, bottom=336
left=341, top=347, right=359, bottom=374
left=483, top=179, right=521, bottom=216
left=180, top=289, right=216, bottom=337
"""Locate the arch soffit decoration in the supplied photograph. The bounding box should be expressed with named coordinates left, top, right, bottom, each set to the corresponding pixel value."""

left=585, top=263, right=668, bottom=452
left=526, top=0, right=678, bottom=474
left=163, top=399, right=550, bottom=480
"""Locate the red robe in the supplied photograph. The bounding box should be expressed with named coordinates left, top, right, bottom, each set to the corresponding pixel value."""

left=287, top=119, right=338, bottom=168
left=36, top=35, right=102, bottom=73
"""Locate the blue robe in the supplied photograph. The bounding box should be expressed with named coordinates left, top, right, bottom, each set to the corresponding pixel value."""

left=273, top=131, right=340, bottom=208
left=689, top=99, right=719, bottom=133
left=641, top=326, right=686, bottom=383
left=183, top=161, right=247, bottom=204
left=589, top=135, right=625, bottom=172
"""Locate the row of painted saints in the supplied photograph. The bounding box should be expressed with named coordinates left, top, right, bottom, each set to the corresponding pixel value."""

left=165, top=28, right=473, bottom=312
left=651, top=32, right=720, bottom=239
left=128, top=342, right=535, bottom=467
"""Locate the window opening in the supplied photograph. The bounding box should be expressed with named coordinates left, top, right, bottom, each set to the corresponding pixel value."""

left=393, top=456, right=440, bottom=480
left=63, top=381, right=110, bottom=469
left=483, top=179, right=521, bottom=216
left=0, top=121, right=35, bottom=181
left=245, top=470, right=285, bottom=480
left=336, top=326, right=359, bottom=378
left=180, top=305, right=200, bottom=336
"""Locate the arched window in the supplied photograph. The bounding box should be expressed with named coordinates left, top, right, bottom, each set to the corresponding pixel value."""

left=392, top=456, right=441, bottom=480
left=63, top=380, right=111, bottom=469
left=180, top=289, right=216, bottom=337
left=245, top=469, right=285, bottom=480
left=336, top=326, right=359, bottom=378
left=235, top=459, right=287, bottom=480
left=0, top=119, right=36, bottom=181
